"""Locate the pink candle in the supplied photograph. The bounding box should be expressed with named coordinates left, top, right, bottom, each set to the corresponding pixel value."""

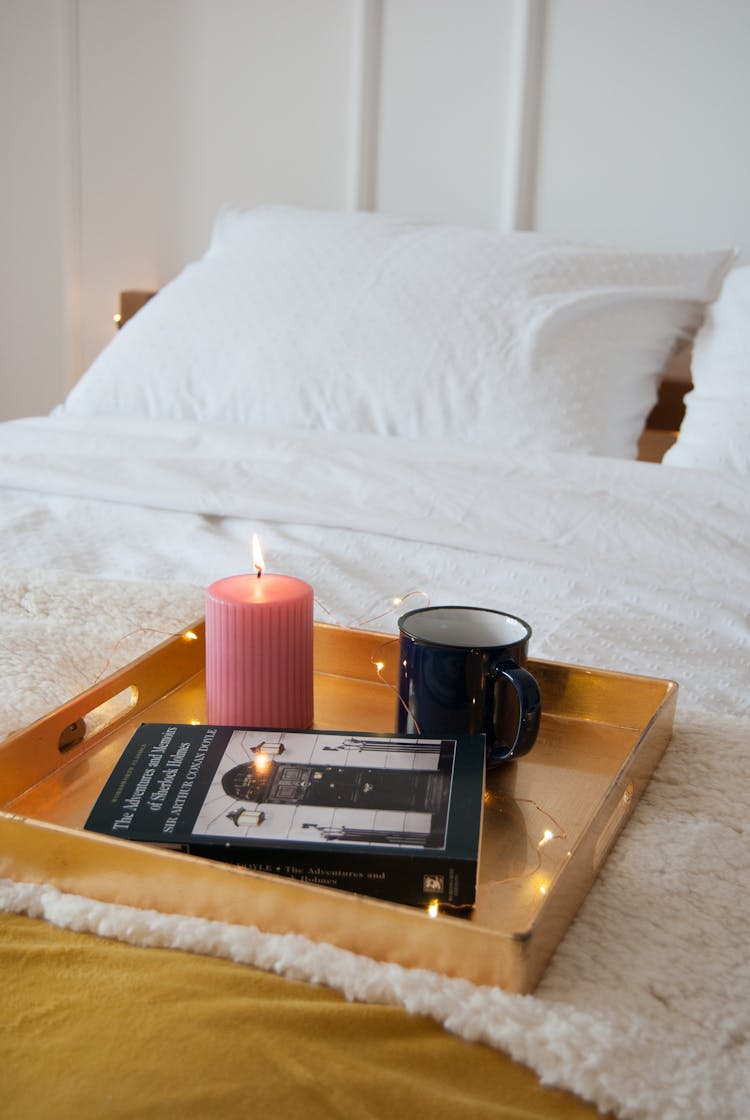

left=205, top=539, right=314, bottom=728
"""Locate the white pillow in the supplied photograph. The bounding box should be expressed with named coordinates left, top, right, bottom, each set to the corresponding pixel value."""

left=663, top=265, right=750, bottom=474
left=59, top=206, right=734, bottom=458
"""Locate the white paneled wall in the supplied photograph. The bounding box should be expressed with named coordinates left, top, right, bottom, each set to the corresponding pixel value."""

left=377, top=0, right=515, bottom=228
left=76, top=0, right=355, bottom=372
left=0, top=0, right=79, bottom=419
left=535, top=0, right=750, bottom=252
left=1, top=0, right=749, bottom=419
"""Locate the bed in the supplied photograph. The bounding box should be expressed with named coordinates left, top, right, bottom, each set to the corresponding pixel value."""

left=1, top=206, right=748, bottom=1119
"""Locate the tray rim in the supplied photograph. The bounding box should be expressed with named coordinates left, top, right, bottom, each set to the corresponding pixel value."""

left=0, top=619, right=678, bottom=992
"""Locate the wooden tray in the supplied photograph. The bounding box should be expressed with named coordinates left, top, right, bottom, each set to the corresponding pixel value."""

left=0, top=621, right=677, bottom=993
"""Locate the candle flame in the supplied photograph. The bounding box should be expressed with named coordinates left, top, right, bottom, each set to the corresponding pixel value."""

left=252, top=533, right=264, bottom=578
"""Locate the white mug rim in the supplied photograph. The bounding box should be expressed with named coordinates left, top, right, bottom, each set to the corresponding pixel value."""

left=398, top=605, right=532, bottom=650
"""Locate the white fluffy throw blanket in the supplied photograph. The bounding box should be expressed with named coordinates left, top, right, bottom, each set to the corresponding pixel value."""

left=2, top=569, right=749, bottom=1120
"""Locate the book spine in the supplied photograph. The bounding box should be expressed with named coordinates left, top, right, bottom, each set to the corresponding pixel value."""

left=185, top=844, right=477, bottom=910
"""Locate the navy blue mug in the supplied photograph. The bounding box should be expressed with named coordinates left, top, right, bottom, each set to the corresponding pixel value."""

left=396, top=606, right=542, bottom=768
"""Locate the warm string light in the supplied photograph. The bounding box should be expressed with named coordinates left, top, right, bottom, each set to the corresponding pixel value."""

left=53, top=624, right=201, bottom=750
left=313, top=588, right=430, bottom=631
left=480, top=791, right=569, bottom=891
left=86, top=625, right=200, bottom=686
left=311, top=588, right=430, bottom=734
left=339, top=591, right=569, bottom=910
left=357, top=589, right=430, bottom=629
left=312, top=597, right=340, bottom=624
left=362, top=636, right=568, bottom=902
left=74, top=585, right=427, bottom=707
left=425, top=896, right=480, bottom=917
left=60, top=593, right=566, bottom=920
left=368, top=635, right=423, bottom=734
left=356, top=615, right=568, bottom=918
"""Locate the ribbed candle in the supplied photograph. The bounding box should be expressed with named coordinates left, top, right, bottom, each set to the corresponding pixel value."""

left=205, top=573, right=314, bottom=728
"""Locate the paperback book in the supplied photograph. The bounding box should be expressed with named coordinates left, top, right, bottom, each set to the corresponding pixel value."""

left=84, top=723, right=486, bottom=910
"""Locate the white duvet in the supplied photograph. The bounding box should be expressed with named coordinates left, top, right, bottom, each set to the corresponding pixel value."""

left=1, top=413, right=749, bottom=1119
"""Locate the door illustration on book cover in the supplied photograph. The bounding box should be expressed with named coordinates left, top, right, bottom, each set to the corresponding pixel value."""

left=193, top=731, right=457, bottom=849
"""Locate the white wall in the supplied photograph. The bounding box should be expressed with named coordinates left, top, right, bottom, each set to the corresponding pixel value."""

left=76, top=0, right=356, bottom=374
left=535, top=0, right=750, bottom=252
left=377, top=0, right=516, bottom=228
left=1, top=0, right=749, bottom=420
left=0, top=0, right=79, bottom=419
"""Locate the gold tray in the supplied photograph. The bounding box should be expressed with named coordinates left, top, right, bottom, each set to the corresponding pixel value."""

left=0, top=622, right=677, bottom=993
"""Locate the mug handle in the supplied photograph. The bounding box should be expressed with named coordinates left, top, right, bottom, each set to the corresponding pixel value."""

left=487, top=658, right=542, bottom=765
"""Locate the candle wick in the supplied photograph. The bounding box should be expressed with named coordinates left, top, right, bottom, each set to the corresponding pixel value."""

left=256, top=569, right=262, bottom=579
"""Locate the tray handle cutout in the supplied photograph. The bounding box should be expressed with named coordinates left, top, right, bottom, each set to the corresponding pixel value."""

left=57, top=685, right=139, bottom=754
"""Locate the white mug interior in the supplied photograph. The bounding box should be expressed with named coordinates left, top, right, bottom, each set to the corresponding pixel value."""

left=401, top=607, right=530, bottom=649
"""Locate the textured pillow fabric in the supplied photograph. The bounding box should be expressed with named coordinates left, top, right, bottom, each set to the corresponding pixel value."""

left=59, top=206, right=735, bottom=458
left=663, top=266, right=750, bottom=474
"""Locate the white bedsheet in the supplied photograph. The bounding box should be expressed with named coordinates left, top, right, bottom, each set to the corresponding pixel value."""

left=1, top=413, right=749, bottom=1119
left=0, top=414, right=747, bottom=710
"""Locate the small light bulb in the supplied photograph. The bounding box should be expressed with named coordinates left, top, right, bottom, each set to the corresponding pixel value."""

left=375, top=660, right=385, bottom=672
left=182, top=630, right=198, bottom=642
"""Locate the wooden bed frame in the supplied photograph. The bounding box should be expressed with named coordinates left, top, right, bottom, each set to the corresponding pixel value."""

left=116, top=291, right=690, bottom=463
left=637, top=343, right=692, bottom=462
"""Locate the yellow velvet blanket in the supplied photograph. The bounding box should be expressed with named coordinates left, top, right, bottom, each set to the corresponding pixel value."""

left=1, top=911, right=602, bottom=1119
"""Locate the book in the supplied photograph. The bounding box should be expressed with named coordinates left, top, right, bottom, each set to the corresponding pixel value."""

left=84, top=723, right=486, bottom=911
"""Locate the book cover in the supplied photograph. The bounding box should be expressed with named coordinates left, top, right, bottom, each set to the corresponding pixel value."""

left=84, top=723, right=486, bottom=910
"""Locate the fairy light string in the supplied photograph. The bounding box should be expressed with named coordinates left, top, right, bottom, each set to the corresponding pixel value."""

left=319, top=587, right=568, bottom=908
left=313, top=587, right=430, bottom=630
left=481, top=791, right=569, bottom=890
left=87, top=625, right=199, bottom=686
left=70, top=585, right=565, bottom=918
